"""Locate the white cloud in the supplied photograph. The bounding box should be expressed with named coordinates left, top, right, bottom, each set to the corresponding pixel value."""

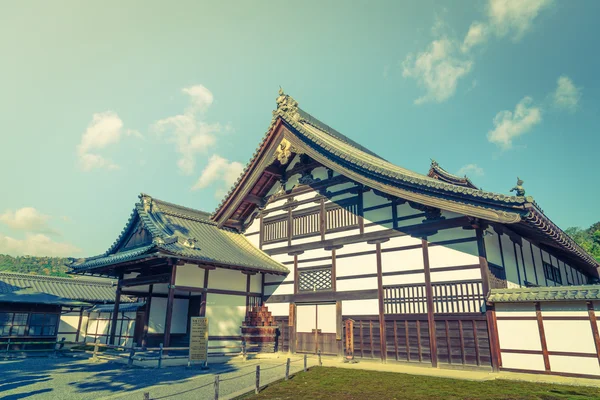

left=192, top=155, right=244, bottom=196
left=0, top=233, right=80, bottom=257
left=77, top=111, right=141, bottom=171
left=0, top=207, right=56, bottom=234
left=553, top=75, right=581, bottom=112
left=402, top=38, right=473, bottom=104
left=404, top=0, right=553, bottom=103
left=457, top=164, right=485, bottom=177
left=153, top=85, right=224, bottom=175
left=487, top=96, right=542, bottom=149
left=488, top=0, right=553, bottom=40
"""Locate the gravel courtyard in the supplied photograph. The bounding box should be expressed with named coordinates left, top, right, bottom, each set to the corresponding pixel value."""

left=0, top=354, right=314, bottom=400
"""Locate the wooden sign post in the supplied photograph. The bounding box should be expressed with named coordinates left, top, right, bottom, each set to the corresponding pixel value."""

left=189, top=317, right=209, bottom=368
left=344, top=319, right=356, bottom=363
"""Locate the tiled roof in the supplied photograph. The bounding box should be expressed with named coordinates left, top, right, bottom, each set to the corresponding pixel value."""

left=0, top=272, right=130, bottom=303
left=488, top=285, right=600, bottom=303
left=427, top=160, right=479, bottom=190
left=71, top=195, right=289, bottom=275
left=211, top=90, right=599, bottom=271
left=0, top=289, right=90, bottom=307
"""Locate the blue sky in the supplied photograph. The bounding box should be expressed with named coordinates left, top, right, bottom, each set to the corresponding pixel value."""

left=1, top=0, right=599, bottom=257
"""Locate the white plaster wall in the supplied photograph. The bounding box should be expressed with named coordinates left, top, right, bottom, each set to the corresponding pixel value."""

left=531, top=243, right=545, bottom=285
left=381, top=235, right=422, bottom=249
left=501, top=353, right=546, bottom=371
left=263, top=302, right=289, bottom=317
left=59, top=311, right=81, bottom=334
left=148, top=297, right=188, bottom=334
left=549, top=355, right=600, bottom=376
left=500, top=234, right=520, bottom=288
left=545, top=320, right=596, bottom=354
left=428, top=245, right=479, bottom=269
left=484, top=230, right=503, bottom=267
left=264, top=281, right=293, bottom=296
left=496, top=303, right=536, bottom=318
left=381, top=248, right=423, bottom=274
left=175, top=264, right=205, bottom=288
left=208, top=268, right=247, bottom=292
left=336, top=252, right=377, bottom=277
left=541, top=301, right=589, bottom=317
left=336, top=277, right=378, bottom=291
left=205, top=293, right=246, bottom=337
left=363, top=190, right=388, bottom=207
left=297, top=248, right=332, bottom=268
left=250, top=273, right=262, bottom=293
left=521, top=239, right=538, bottom=285
left=497, top=320, right=542, bottom=350
left=342, top=299, right=379, bottom=316
left=429, top=269, right=481, bottom=283
left=382, top=273, right=426, bottom=286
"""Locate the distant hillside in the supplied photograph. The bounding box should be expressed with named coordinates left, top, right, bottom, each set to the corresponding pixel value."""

left=0, top=254, right=73, bottom=277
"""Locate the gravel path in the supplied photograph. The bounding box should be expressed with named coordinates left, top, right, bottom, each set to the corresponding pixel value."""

left=0, top=354, right=317, bottom=400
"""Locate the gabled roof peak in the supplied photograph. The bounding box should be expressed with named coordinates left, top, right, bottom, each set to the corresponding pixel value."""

left=427, top=159, right=479, bottom=190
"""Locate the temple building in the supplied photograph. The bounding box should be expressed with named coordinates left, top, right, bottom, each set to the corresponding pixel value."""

left=72, top=89, right=600, bottom=377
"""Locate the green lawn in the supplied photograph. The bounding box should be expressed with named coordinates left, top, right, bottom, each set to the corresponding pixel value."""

left=241, top=367, right=600, bottom=400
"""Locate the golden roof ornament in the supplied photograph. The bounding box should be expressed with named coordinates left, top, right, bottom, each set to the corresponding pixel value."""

left=510, top=177, right=526, bottom=196
left=275, top=87, right=302, bottom=122
left=275, top=138, right=292, bottom=165
left=140, top=194, right=153, bottom=213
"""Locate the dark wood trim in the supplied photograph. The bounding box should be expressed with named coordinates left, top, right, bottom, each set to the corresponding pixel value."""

left=496, top=315, right=590, bottom=321
left=208, top=288, right=262, bottom=297
left=75, top=308, right=84, bottom=342
left=501, top=348, right=599, bottom=358
left=376, top=242, right=386, bottom=362
left=245, top=273, right=251, bottom=313
left=142, top=284, right=153, bottom=347
left=512, top=242, right=522, bottom=287
left=265, top=289, right=378, bottom=304
left=421, top=238, right=437, bottom=368
left=120, top=273, right=170, bottom=288
left=287, top=208, right=292, bottom=247
left=519, top=243, right=528, bottom=285
left=293, top=254, right=299, bottom=294
left=587, top=302, right=600, bottom=366
left=477, top=228, right=500, bottom=371
left=430, top=237, right=478, bottom=247
left=120, top=290, right=188, bottom=299
left=358, top=189, right=365, bottom=235
left=264, top=280, right=293, bottom=286
left=535, top=302, right=551, bottom=371
left=200, top=268, right=209, bottom=317
left=259, top=214, right=263, bottom=250
left=530, top=242, right=539, bottom=286
left=109, top=273, right=123, bottom=345
left=331, top=249, right=337, bottom=292
left=363, top=202, right=392, bottom=213
left=540, top=248, right=548, bottom=286
left=264, top=216, right=470, bottom=256
left=430, top=264, right=481, bottom=273
left=163, top=263, right=177, bottom=348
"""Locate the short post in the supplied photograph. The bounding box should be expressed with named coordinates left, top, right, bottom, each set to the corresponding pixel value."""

left=143, top=392, right=149, bottom=400
left=92, top=339, right=100, bottom=361
left=158, top=343, right=163, bottom=369
left=303, top=353, right=307, bottom=372
left=318, top=349, right=322, bottom=366
left=214, top=375, right=220, bottom=400
left=285, top=358, right=290, bottom=380
left=127, top=342, right=136, bottom=368
left=5, top=338, right=10, bottom=358
left=255, top=365, right=260, bottom=394
left=242, top=341, right=247, bottom=361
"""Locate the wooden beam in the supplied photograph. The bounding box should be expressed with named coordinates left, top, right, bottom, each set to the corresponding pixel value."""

left=163, top=263, right=177, bottom=348
left=200, top=268, right=209, bottom=317
left=75, top=307, right=84, bottom=342
left=376, top=242, right=386, bottom=362
left=244, top=194, right=264, bottom=205
left=331, top=248, right=337, bottom=292
left=142, top=284, right=153, bottom=347
left=109, top=273, right=123, bottom=345
left=535, top=302, right=551, bottom=371
left=120, top=273, right=170, bottom=287
left=245, top=273, right=251, bottom=314
left=422, top=238, right=438, bottom=368
left=587, top=302, right=600, bottom=367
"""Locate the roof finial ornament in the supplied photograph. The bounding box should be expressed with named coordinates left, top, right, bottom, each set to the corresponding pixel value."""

left=275, top=87, right=301, bottom=122
left=510, top=177, right=526, bottom=197
left=430, top=158, right=439, bottom=168
left=139, top=193, right=153, bottom=213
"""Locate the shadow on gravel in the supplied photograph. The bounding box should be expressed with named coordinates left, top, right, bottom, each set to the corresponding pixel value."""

left=2, top=388, right=53, bottom=400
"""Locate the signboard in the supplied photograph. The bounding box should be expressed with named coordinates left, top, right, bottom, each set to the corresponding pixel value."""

left=189, top=317, right=208, bottom=365
left=345, top=319, right=354, bottom=361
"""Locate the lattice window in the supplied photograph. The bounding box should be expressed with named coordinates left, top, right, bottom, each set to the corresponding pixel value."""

left=263, top=218, right=288, bottom=243
left=292, top=212, right=320, bottom=238
left=384, top=285, right=428, bottom=314
left=326, top=203, right=359, bottom=232
left=298, top=268, right=333, bottom=292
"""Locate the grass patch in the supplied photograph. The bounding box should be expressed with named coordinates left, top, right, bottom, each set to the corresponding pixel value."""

left=241, top=367, right=600, bottom=400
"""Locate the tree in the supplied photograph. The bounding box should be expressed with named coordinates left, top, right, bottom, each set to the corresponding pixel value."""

left=566, top=222, right=600, bottom=262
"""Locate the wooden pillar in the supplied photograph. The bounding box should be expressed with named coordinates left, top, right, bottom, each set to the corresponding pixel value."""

left=289, top=303, right=296, bottom=353
left=163, top=262, right=177, bottom=348
left=331, top=248, right=337, bottom=292
left=587, top=302, right=600, bottom=367
left=421, top=238, right=438, bottom=368
left=320, top=199, right=326, bottom=240
left=75, top=307, right=84, bottom=342
left=375, top=242, right=386, bottom=362
left=293, top=254, right=299, bottom=294
left=476, top=227, right=501, bottom=372
left=142, top=284, right=153, bottom=347
left=109, top=273, right=123, bottom=345
left=245, top=273, right=252, bottom=314
left=535, top=302, right=551, bottom=372
left=200, top=268, right=209, bottom=317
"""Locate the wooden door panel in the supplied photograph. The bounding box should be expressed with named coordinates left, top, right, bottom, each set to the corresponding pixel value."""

left=317, top=333, right=338, bottom=355
left=317, top=304, right=336, bottom=334
left=296, top=332, right=316, bottom=354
